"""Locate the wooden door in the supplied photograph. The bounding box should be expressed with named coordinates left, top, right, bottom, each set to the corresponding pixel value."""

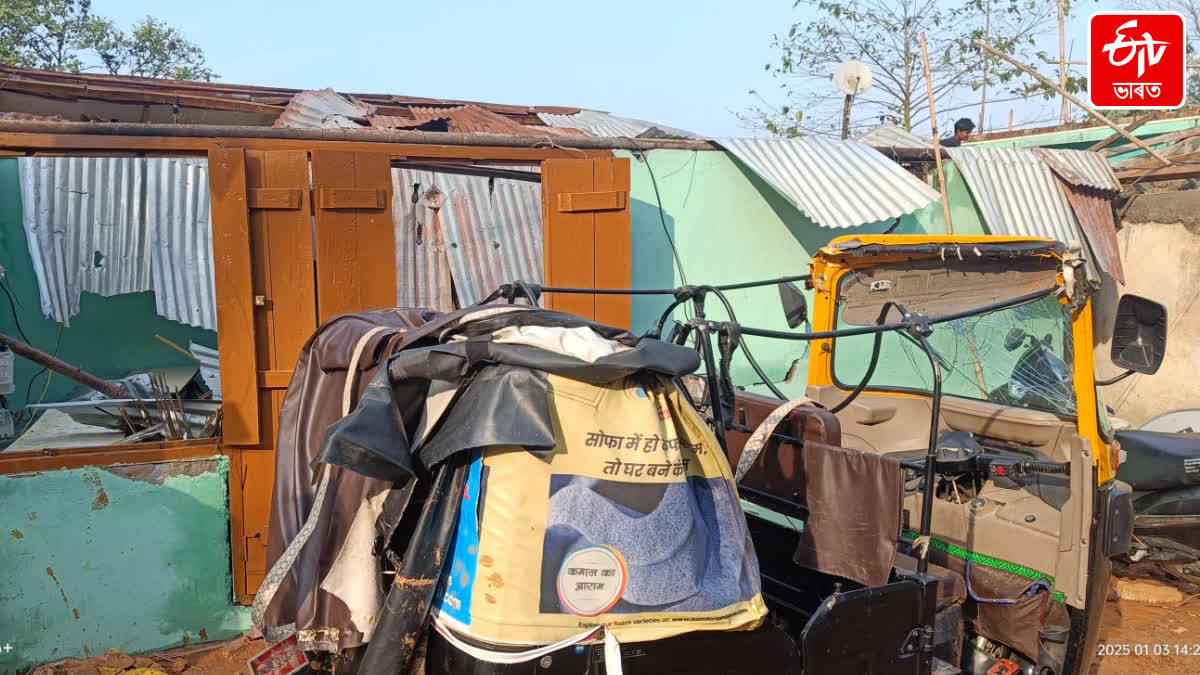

left=541, top=158, right=632, bottom=328
left=209, top=148, right=395, bottom=601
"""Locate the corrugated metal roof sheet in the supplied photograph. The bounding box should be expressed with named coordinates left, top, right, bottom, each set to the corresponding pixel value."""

left=390, top=168, right=542, bottom=309
left=1059, top=182, right=1125, bottom=283
left=950, top=146, right=1122, bottom=281
left=717, top=136, right=941, bottom=228
left=274, top=89, right=375, bottom=129
left=946, top=147, right=1080, bottom=243
left=0, top=111, right=64, bottom=121
left=537, top=110, right=700, bottom=139
left=367, top=115, right=423, bottom=129
left=858, top=123, right=934, bottom=151
left=18, top=156, right=217, bottom=331
left=1033, top=148, right=1122, bottom=194
left=407, top=105, right=535, bottom=135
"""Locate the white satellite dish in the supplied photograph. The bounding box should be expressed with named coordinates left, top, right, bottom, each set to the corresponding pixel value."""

left=833, top=60, right=874, bottom=96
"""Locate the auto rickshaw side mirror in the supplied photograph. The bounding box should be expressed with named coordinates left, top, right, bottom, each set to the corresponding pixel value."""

left=778, top=282, right=808, bottom=329
left=1110, top=294, right=1168, bottom=375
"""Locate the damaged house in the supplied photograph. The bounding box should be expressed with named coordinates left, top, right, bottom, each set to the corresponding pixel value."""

left=0, top=65, right=1141, bottom=670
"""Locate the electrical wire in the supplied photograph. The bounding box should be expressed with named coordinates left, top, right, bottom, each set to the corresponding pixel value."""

left=1, top=278, right=33, bottom=344
left=540, top=274, right=811, bottom=297
left=639, top=151, right=688, bottom=287
left=16, top=324, right=63, bottom=432
left=664, top=285, right=789, bottom=401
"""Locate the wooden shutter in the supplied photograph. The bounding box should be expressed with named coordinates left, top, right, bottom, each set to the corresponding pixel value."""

left=311, top=151, right=397, bottom=321
left=209, top=148, right=317, bottom=599
left=540, top=158, right=632, bottom=328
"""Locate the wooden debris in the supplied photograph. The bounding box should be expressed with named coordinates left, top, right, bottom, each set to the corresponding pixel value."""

left=1113, top=578, right=1188, bottom=605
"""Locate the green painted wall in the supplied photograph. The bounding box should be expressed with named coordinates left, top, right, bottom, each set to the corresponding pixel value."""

left=0, top=158, right=217, bottom=442
left=622, top=148, right=987, bottom=398
left=971, top=115, right=1200, bottom=160
left=0, top=457, right=248, bottom=671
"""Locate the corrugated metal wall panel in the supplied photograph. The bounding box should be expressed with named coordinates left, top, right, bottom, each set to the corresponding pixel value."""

left=18, top=157, right=217, bottom=331
left=147, top=158, right=217, bottom=331
left=718, top=137, right=941, bottom=228
left=946, top=147, right=1080, bottom=244
left=441, top=176, right=543, bottom=305
left=392, top=169, right=454, bottom=311
left=19, top=156, right=151, bottom=325
left=390, top=168, right=543, bottom=309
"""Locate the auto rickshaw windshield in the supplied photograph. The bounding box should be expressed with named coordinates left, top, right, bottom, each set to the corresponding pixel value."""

left=831, top=265, right=1077, bottom=417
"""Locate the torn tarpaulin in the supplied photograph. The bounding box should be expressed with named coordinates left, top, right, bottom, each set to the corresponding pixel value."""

left=316, top=311, right=700, bottom=482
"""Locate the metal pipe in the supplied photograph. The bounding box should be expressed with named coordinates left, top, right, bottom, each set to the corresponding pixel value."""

left=391, top=161, right=542, bottom=183
left=698, top=322, right=729, bottom=454
left=0, top=119, right=718, bottom=151
left=737, top=286, right=1058, bottom=342
left=916, top=332, right=943, bottom=576
left=0, top=332, right=128, bottom=399
left=539, top=275, right=812, bottom=296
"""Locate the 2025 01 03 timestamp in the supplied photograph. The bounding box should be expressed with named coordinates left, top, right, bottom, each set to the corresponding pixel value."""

left=1097, top=643, right=1200, bottom=657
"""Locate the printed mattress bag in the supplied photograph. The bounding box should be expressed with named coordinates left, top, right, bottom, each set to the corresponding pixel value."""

left=432, top=371, right=766, bottom=647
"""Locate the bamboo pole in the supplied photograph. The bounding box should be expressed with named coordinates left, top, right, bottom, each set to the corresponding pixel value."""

left=1057, top=0, right=1069, bottom=123
left=974, top=39, right=1173, bottom=165
left=979, top=0, right=991, bottom=132
left=921, top=33, right=954, bottom=234
left=1089, top=111, right=1157, bottom=152
left=154, top=334, right=200, bottom=362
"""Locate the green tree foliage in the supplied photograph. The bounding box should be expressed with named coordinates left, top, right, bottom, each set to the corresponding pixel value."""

left=0, top=1, right=214, bottom=80
left=747, top=0, right=1065, bottom=136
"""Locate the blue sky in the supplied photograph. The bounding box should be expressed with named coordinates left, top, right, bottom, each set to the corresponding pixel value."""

left=97, top=0, right=1098, bottom=138
left=99, top=0, right=798, bottom=138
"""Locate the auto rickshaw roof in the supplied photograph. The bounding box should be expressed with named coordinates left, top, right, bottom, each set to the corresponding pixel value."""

left=814, top=235, right=1066, bottom=269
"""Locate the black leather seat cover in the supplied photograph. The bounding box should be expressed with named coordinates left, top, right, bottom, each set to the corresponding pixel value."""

left=1116, top=430, right=1200, bottom=490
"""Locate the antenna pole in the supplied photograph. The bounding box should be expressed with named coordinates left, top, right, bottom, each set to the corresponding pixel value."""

left=920, top=33, right=954, bottom=234
left=844, top=76, right=854, bottom=139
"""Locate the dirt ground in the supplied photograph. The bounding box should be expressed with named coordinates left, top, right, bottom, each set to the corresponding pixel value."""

left=30, top=638, right=268, bottom=675
left=1092, top=597, right=1200, bottom=675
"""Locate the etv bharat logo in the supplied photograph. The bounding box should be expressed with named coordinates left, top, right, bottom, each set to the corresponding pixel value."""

left=1089, top=12, right=1186, bottom=109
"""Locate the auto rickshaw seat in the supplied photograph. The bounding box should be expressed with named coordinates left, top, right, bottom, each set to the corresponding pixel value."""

left=723, top=391, right=842, bottom=501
